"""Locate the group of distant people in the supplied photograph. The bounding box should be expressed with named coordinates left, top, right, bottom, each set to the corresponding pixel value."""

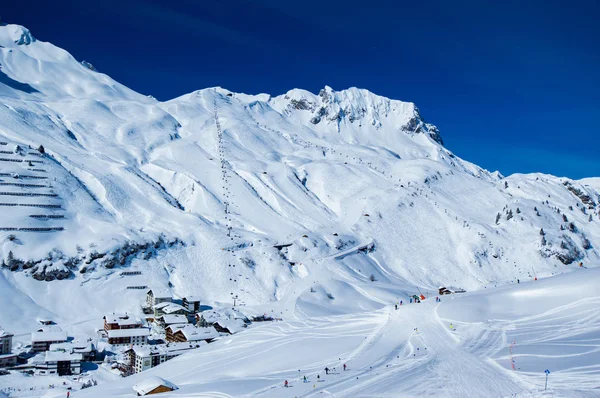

left=284, top=364, right=348, bottom=388
left=394, top=296, right=442, bottom=309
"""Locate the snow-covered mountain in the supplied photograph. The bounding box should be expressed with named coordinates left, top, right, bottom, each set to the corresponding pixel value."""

left=0, top=22, right=599, bottom=349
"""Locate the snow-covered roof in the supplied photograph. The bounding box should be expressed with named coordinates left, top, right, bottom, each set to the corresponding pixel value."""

left=49, top=341, right=93, bottom=353
left=153, top=302, right=171, bottom=310
left=160, top=314, right=189, bottom=325
left=107, top=328, right=150, bottom=338
left=36, top=325, right=63, bottom=333
left=104, top=313, right=143, bottom=326
left=215, top=319, right=246, bottom=334
left=179, top=326, right=219, bottom=341
left=165, top=324, right=186, bottom=333
left=161, top=303, right=190, bottom=314
left=198, top=310, right=220, bottom=323
left=183, top=296, right=201, bottom=303
left=133, top=376, right=178, bottom=396
left=0, top=328, right=13, bottom=338
left=148, top=289, right=171, bottom=299
left=31, top=331, right=67, bottom=343
left=128, top=342, right=204, bottom=358
left=154, top=302, right=189, bottom=313
left=44, top=351, right=82, bottom=363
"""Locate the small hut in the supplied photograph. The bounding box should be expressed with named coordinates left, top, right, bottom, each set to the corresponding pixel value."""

left=133, top=377, right=178, bottom=396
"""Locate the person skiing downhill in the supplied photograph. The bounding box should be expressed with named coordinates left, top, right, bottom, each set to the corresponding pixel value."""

left=400, top=301, right=403, bottom=306
left=343, top=363, right=347, bottom=371
left=303, top=375, right=307, bottom=383
left=325, top=367, right=330, bottom=375
left=284, top=380, right=288, bottom=388
left=449, top=323, right=454, bottom=331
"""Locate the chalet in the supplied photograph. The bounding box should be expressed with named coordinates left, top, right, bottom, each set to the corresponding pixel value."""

left=166, top=325, right=219, bottom=343
left=126, top=342, right=205, bottom=374
left=438, top=286, right=466, bottom=295
left=104, top=313, right=144, bottom=331
left=146, top=289, right=172, bottom=308
left=31, top=330, right=68, bottom=352
left=153, top=302, right=189, bottom=318
left=107, top=328, right=150, bottom=346
left=438, top=287, right=452, bottom=295
left=133, top=376, right=178, bottom=396
left=157, top=314, right=188, bottom=329
left=49, top=341, right=95, bottom=361
left=194, top=309, right=221, bottom=327
left=182, top=296, right=201, bottom=313
left=214, top=319, right=246, bottom=335
left=30, top=351, right=82, bottom=376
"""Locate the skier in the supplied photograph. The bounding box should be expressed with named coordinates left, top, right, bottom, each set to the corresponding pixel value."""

left=325, top=367, right=330, bottom=375
left=410, top=298, right=413, bottom=304
left=343, top=363, right=347, bottom=371
left=303, top=375, right=307, bottom=383
left=449, top=323, right=454, bottom=331
left=400, top=301, right=403, bottom=306
left=284, top=380, right=289, bottom=388
left=517, top=279, right=520, bottom=284
left=395, top=304, right=398, bottom=310
left=317, top=375, right=321, bottom=382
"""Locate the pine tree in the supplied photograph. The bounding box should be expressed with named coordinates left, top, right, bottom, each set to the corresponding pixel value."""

left=506, top=209, right=513, bottom=220
left=495, top=213, right=501, bottom=225
left=516, top=208, right=521, bottom=214
left=589, top=214, right=593, bottom=222
left=539, top=228, right=545, bottom=236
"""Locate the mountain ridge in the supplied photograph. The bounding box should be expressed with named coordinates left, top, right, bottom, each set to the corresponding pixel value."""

left=0, top=23, right=598, bottom=337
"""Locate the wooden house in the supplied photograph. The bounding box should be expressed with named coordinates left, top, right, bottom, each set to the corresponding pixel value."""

left=213, top=319, right=246, bottom=335
left=166, top=325, right=219, bottom=343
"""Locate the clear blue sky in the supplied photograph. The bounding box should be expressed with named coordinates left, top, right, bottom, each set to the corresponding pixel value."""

left=3, top=0, right=599, bottom=178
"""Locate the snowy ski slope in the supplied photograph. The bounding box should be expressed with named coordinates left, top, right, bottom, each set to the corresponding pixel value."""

left=78, top=267, right=600, bottom=398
